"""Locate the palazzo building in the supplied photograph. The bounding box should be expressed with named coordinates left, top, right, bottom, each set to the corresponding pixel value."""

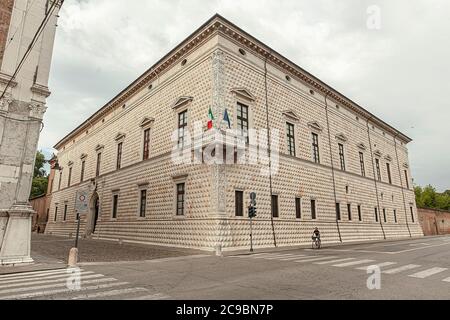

left=45, top=14, right=423, bottom=251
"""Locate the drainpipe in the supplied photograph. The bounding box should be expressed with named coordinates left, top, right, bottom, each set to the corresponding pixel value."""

left=366, top=117, right=386, bottom=240
left=263, top=51, right=277, bottom=248
left=393, top=133, right=412, bottom=237
left=324, top=91, right=342, bottom=242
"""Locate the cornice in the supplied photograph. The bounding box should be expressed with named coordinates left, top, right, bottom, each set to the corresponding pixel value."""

left=54, top=14, right=412, bottom=150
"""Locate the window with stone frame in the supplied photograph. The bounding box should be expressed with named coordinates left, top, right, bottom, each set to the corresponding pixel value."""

left=295, top=197, right=302, bottom=219
left=67, top=167, right=72, bottom=187
left=112, top=194, right=119, bottom=219
left=96, top=152, right=102, bottom=177
left=311, top=199, right=317, bottom=220
left=178, top=110, right=188, bottom=148
left=312, top=133, right=320, bottom=164
left=143, top=128, right=150, bottom=160
left=116, top=142, right=123, bottom=170
left=80, top=159, right=86, bottom=182
left=375, top=158, right=382, bottom=182
left=359, top=152, right=366, bottom=177
left=176, top=183, right=185, bottom=216
left=386, top=162, right=392, bottom=184
left=286, top=122, right=296, bottom=156
left=237, top=102, right=249, bottom=143
left=139, top=189, right=147, bottom=218
left=235, top=190, right=244, bottom=217
left=338, top=143, right=345, bottom=171
left=271, top=195, right=279, bottom=218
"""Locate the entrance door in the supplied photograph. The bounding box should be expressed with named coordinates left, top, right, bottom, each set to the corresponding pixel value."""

left=93, top=197, right=99, bottom=234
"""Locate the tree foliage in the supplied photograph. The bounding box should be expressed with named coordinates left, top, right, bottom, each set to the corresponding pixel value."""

left=415, top=185, right=450, bottom=211
left=30, top=151, right=48, bottom=198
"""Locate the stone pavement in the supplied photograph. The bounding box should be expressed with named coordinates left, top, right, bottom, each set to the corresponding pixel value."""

left=0, top=233, right=204, bottom=275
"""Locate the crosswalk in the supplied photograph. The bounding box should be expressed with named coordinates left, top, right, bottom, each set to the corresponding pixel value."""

left=0, top=268, right=170, bottom=300
left=231, top=252, right=450, bottom=284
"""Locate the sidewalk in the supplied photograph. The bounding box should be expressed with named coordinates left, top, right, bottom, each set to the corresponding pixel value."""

left=0, top=233, right=204, bottom=275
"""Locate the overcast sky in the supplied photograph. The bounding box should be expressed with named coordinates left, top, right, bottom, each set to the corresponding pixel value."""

left=39, top=0, right=450, bottom=191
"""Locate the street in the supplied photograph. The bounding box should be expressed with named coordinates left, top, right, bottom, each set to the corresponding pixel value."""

left=0, top=235, right=449, bottom=300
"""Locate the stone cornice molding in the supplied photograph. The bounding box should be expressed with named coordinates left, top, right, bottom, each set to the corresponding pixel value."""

left=140, top=117, right=155, bottom=128
left=357, top=143, right=367, bottom=151
left=172, top=96, right=193, bottom=110
left=403, top=163, right=409, bottom=169
left=335, top=133, right=348, bottom=143
left=54, top=14, right=412, bottom=150
left=95, top=144, right=104, bottom=152
left=80, top=153, right=88, bottom=160
left=0, top=72, right=17, bottom=88
left=114, top=132, right=126, bottom=142
left=230, top=87, right=255, bottom=102
left=282, top=110, right=300, bottom=123
left=31, top=84, right=51, bottom=98
left=384, top=155, right=393, bottom=162
left=374, top=150, right=382, bottom=158
left=308, top=121, right=323, bottom=133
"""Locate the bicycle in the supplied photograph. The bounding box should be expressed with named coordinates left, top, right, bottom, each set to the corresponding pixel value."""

left=311, top=236, right=321, bottom=249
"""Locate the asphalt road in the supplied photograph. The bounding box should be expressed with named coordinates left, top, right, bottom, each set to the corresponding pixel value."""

left=1, top=235, right=449, bottom=300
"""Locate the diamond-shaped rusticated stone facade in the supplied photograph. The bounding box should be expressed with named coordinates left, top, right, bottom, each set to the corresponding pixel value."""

left=46, top=15, right=423, bottom=252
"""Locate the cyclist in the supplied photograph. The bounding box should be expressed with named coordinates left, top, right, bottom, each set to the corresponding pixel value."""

left=312, top=227, right=321, bottom=242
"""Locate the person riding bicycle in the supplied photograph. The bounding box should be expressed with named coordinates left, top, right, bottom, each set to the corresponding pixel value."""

left=312, top=227, right=321, bottom=242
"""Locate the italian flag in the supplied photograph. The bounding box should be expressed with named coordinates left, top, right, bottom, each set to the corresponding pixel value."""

left=207, top=107, right=214, bottom=130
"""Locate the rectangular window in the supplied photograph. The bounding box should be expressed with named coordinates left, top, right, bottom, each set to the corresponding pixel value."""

left=336, top=203, right=341, bottom=221
left=117, top=142, right=123, bottom=170
left=54, top=206, right=58, bottom=222
left=393, top=209, right=397, bottom=223
left=235, top=191, right=243, bottom=217
left=312, top=133, right=320, bottom=163
left=374, top=207, right=379, bottom=222
left=357, top=205, right=362, bottom=221
left=311, top=200, right=317, bottom=220
left=143, top=128, right=150, bottom=160
left=96, top=152, right=102, bottom=177
left=347, top=203, right=352, bottom=221
left=58, top=172, right=62, bottom=190
left=383, top=208, right=387, bottom=223
left=112, top=194, right=119, bottom=219
left=375, top=158, right=382, bottom=181
left=286, top=122, right=296, bottom=156
left=359, top=152, right=366, bottom=177
left=271, top=195, right=279, bottom=218
left=178, top=110, right=188, bottom=148
left=176, top=183, right=185, bottom=216
left=139, top=190, right=147, bottom=218
left=67, top=167, right=72, bottom=187
left=295, top=197, right=302, bottom=219
left=63, top=204, right=67, bottom=221
left=80, top=160, right=85, bottom=182
left=338, top=143, right=345, bottom=171
left=386, top=163, right=392, bottom=184
left=404, top=170, right=409, bottom=189
left=237, top=102, right=249, bottom=143
left=410, top=206, right=415, bottom=223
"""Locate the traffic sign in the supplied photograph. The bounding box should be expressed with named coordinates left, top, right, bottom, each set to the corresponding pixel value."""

left=75, top=189, right=89, bottom=214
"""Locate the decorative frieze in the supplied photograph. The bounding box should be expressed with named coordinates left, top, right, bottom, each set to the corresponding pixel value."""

left=28, top=102, right=47, bottom=120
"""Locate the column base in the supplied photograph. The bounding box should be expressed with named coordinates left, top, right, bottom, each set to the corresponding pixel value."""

left=0, top=204, right=35, bottom=266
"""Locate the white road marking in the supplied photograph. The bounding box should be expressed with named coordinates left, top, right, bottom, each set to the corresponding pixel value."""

left=0, top=281, right=129, bottom=300
left=277, top=255, right=308, bottom=261
left=68, top=287, right=149, bottom=300
left=254, top=253, right=298, bottom=259
left=332, top=259, right=375, bottom=267
left=295, top=256, right=337, bottom=263
left=443, top=277, right=450, bottom=283
left=314, top=258, right=355, bottom=265
left=0, top=274, right=103, bottom=289
left=0, top=268, right=70, bottom=279
left=383, top=264, right=421, bottom=274
left=128, top=293, right=171, bottom=300
left=0, top=271, right=94, bottom=285
left=356, top=262, right=397, bottom=270
left=262, top=254, right=300, bottom=260
left=408, top=267, right=448, bottom=279
left=0, top=277, right=117, bottom=296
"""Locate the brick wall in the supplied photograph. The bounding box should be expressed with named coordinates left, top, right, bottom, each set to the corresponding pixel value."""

left=0, top=0, right=14, bottom=66
left=418, top=208, right=450, bottom=236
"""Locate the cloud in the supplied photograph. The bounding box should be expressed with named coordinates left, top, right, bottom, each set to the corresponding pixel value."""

left=41, top=0, right=450, bottom=191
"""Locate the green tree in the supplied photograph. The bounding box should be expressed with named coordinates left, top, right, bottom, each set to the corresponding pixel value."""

left=30, top=151, right=48, bottom=198
left=415, top=184, right=450, bottom=211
